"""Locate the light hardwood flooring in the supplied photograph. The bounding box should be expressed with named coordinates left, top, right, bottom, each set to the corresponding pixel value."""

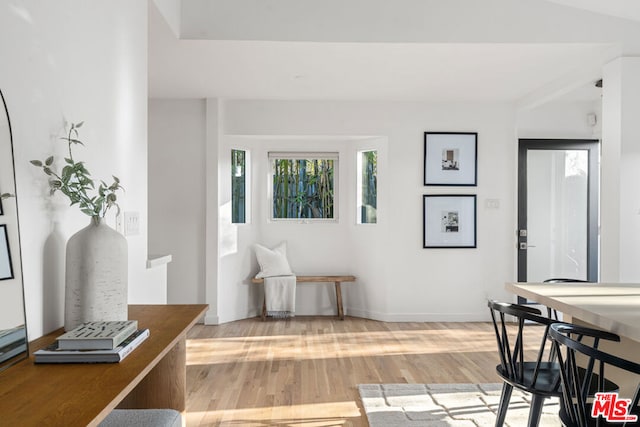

left=185, top=316, right=543, bottom=426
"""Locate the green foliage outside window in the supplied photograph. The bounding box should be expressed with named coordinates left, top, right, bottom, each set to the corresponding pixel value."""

left=361, top=151, right=377, bottom=224
left=231, top=149, right=246, bottom=223
left=272, top=158, right=334, bottom=219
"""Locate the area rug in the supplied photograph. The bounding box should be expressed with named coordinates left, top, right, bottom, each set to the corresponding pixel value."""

left=358, top=383, right=561, bottom=427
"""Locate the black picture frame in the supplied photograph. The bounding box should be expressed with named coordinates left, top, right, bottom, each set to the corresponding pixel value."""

left=0, top=224, right=14, bottom=280
left=423, top=195, right=477, bottom=248
left=424, top=132, right=478, bottom=186
left=0, top=197, right=3, bottom=216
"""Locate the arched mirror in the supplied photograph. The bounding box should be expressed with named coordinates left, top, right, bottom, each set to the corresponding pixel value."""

left=0, top=89, right=28, bottom=371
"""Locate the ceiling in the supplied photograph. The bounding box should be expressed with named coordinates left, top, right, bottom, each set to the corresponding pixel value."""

left=148, top=0, right=640, bottom=105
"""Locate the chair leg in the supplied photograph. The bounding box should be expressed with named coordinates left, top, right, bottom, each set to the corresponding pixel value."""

left=527, top=394, right=547, bottom=427
left=495, top=382, right=513, bottom=427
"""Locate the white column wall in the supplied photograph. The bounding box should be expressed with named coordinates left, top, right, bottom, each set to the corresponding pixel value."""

left=601, top=57, right=640, bottom=282
left=205, top=98, right=221, bottom=324
left=148, top=99, right=206, bottom=304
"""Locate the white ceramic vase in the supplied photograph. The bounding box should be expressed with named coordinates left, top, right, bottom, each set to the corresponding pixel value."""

left=64, top=216, right=128, bottom=331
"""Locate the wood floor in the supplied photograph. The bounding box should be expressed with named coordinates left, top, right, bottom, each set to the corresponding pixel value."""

left=184, top=316, right=541, bottom=426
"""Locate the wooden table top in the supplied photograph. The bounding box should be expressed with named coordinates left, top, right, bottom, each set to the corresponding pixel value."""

left=506, top=282, right=640, bottom=342
left=0, top=304, right=207, bottom=427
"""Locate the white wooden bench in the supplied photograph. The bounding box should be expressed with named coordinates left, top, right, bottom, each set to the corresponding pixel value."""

left=250, top=275, right=356, bottom=320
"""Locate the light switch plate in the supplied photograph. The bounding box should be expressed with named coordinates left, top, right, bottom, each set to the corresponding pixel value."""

left=485, top=198, right=500, bottom=209
left=124, top=211, right=140, bottom=236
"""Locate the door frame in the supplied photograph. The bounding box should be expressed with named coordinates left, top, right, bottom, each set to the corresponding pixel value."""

left=517, top=139, right=600, bottom=290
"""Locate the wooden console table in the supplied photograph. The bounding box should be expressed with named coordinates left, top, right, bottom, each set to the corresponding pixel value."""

left=251, top=275, right=356, bottom=320
left=0, top=304, right=207, bottom=426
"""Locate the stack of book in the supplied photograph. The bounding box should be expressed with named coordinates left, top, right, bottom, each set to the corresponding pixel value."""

left=34, top=320, right=149, bottom=364
left=0, top=325, right=27, bottom=363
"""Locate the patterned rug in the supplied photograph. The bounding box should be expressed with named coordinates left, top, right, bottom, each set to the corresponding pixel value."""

left=358, top=383, right=561, bottom=426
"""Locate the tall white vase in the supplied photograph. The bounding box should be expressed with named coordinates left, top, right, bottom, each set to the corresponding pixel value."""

left=64, top=216, right=128, bottom=331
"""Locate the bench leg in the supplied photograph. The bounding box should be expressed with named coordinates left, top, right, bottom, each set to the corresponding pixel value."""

left=261, top=297, right=266, bottom=321
left=335, top=281, right=344, bottom=320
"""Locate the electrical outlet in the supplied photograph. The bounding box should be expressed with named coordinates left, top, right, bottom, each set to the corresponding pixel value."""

left=124, top=211, right=140, bottom=236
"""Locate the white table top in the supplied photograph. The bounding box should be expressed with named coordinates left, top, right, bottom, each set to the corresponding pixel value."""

left=506, top=282, right=640, bottom=343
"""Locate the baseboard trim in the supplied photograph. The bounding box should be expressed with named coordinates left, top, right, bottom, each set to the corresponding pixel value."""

left=206, top=308, right=491, bottom=324
left=346, top=307, right=491, bottom=322
left=204, top=314, right=220, bottom=325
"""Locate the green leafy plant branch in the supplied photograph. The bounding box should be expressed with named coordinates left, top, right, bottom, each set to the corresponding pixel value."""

left=30, top=122, right=123, bottom=218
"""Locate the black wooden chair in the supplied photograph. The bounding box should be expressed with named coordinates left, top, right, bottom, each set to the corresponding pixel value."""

left=549, top=323, right=636, bottom=426
left=488, top=299, right=564, bottom=426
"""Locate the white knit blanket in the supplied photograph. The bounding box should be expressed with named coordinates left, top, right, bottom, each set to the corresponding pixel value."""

left=264, top=275, right=296, bottom=318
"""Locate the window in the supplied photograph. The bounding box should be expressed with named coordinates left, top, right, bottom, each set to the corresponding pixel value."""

left=269, top=152, right=337, bottom=221
left=357, top=150, right=377, bottom=224
left=231, top=149, right=246, bottom=223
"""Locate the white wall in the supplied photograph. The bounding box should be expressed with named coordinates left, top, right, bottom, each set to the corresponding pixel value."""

left=0, top=1, right=149, bottom=339
left=216, top=135, right=389, bottom=322
left=227, top=100, right=520, bottom=321
left=150, top=99, right=519, bottom=322
left=517, top=100, right=601, bottom=140
left=147, top=100, right=609, bottom=324
left=148, top=99, right=206, bottom=304
left=224, top=101, right=515, bottom=321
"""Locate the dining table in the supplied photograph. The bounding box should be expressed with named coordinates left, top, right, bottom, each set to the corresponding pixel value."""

left=506, top=281, right=640, bottom=396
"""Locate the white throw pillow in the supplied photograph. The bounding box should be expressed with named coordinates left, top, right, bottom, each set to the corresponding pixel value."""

left=254, top=242, right=293, bottom=278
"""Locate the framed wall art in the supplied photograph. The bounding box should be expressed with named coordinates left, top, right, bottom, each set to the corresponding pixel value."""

left=424, top=132, right=477, bottom=186
left=423, top=194, right=476, bottom=248
left=0, top=224, right=14, bottom=280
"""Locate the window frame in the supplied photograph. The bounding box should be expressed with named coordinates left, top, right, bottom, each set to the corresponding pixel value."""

left=267, top=151, right=339, bottom=223
left=357, top=149, right=378, bottom=225
left=231, top=148, right=251, bottom=225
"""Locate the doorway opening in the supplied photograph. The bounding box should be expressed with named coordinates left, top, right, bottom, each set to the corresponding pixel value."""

left=517, top=139, right=600, bottom=302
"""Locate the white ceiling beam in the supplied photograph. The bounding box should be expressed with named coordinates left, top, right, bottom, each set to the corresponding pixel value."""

left=151, top=0, right=181, bottom=37
left=178, top=0, right=640, bottom=47
left=516, top=64, right=603, bottom=110
left=544, top=0, right=640, bottom=23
